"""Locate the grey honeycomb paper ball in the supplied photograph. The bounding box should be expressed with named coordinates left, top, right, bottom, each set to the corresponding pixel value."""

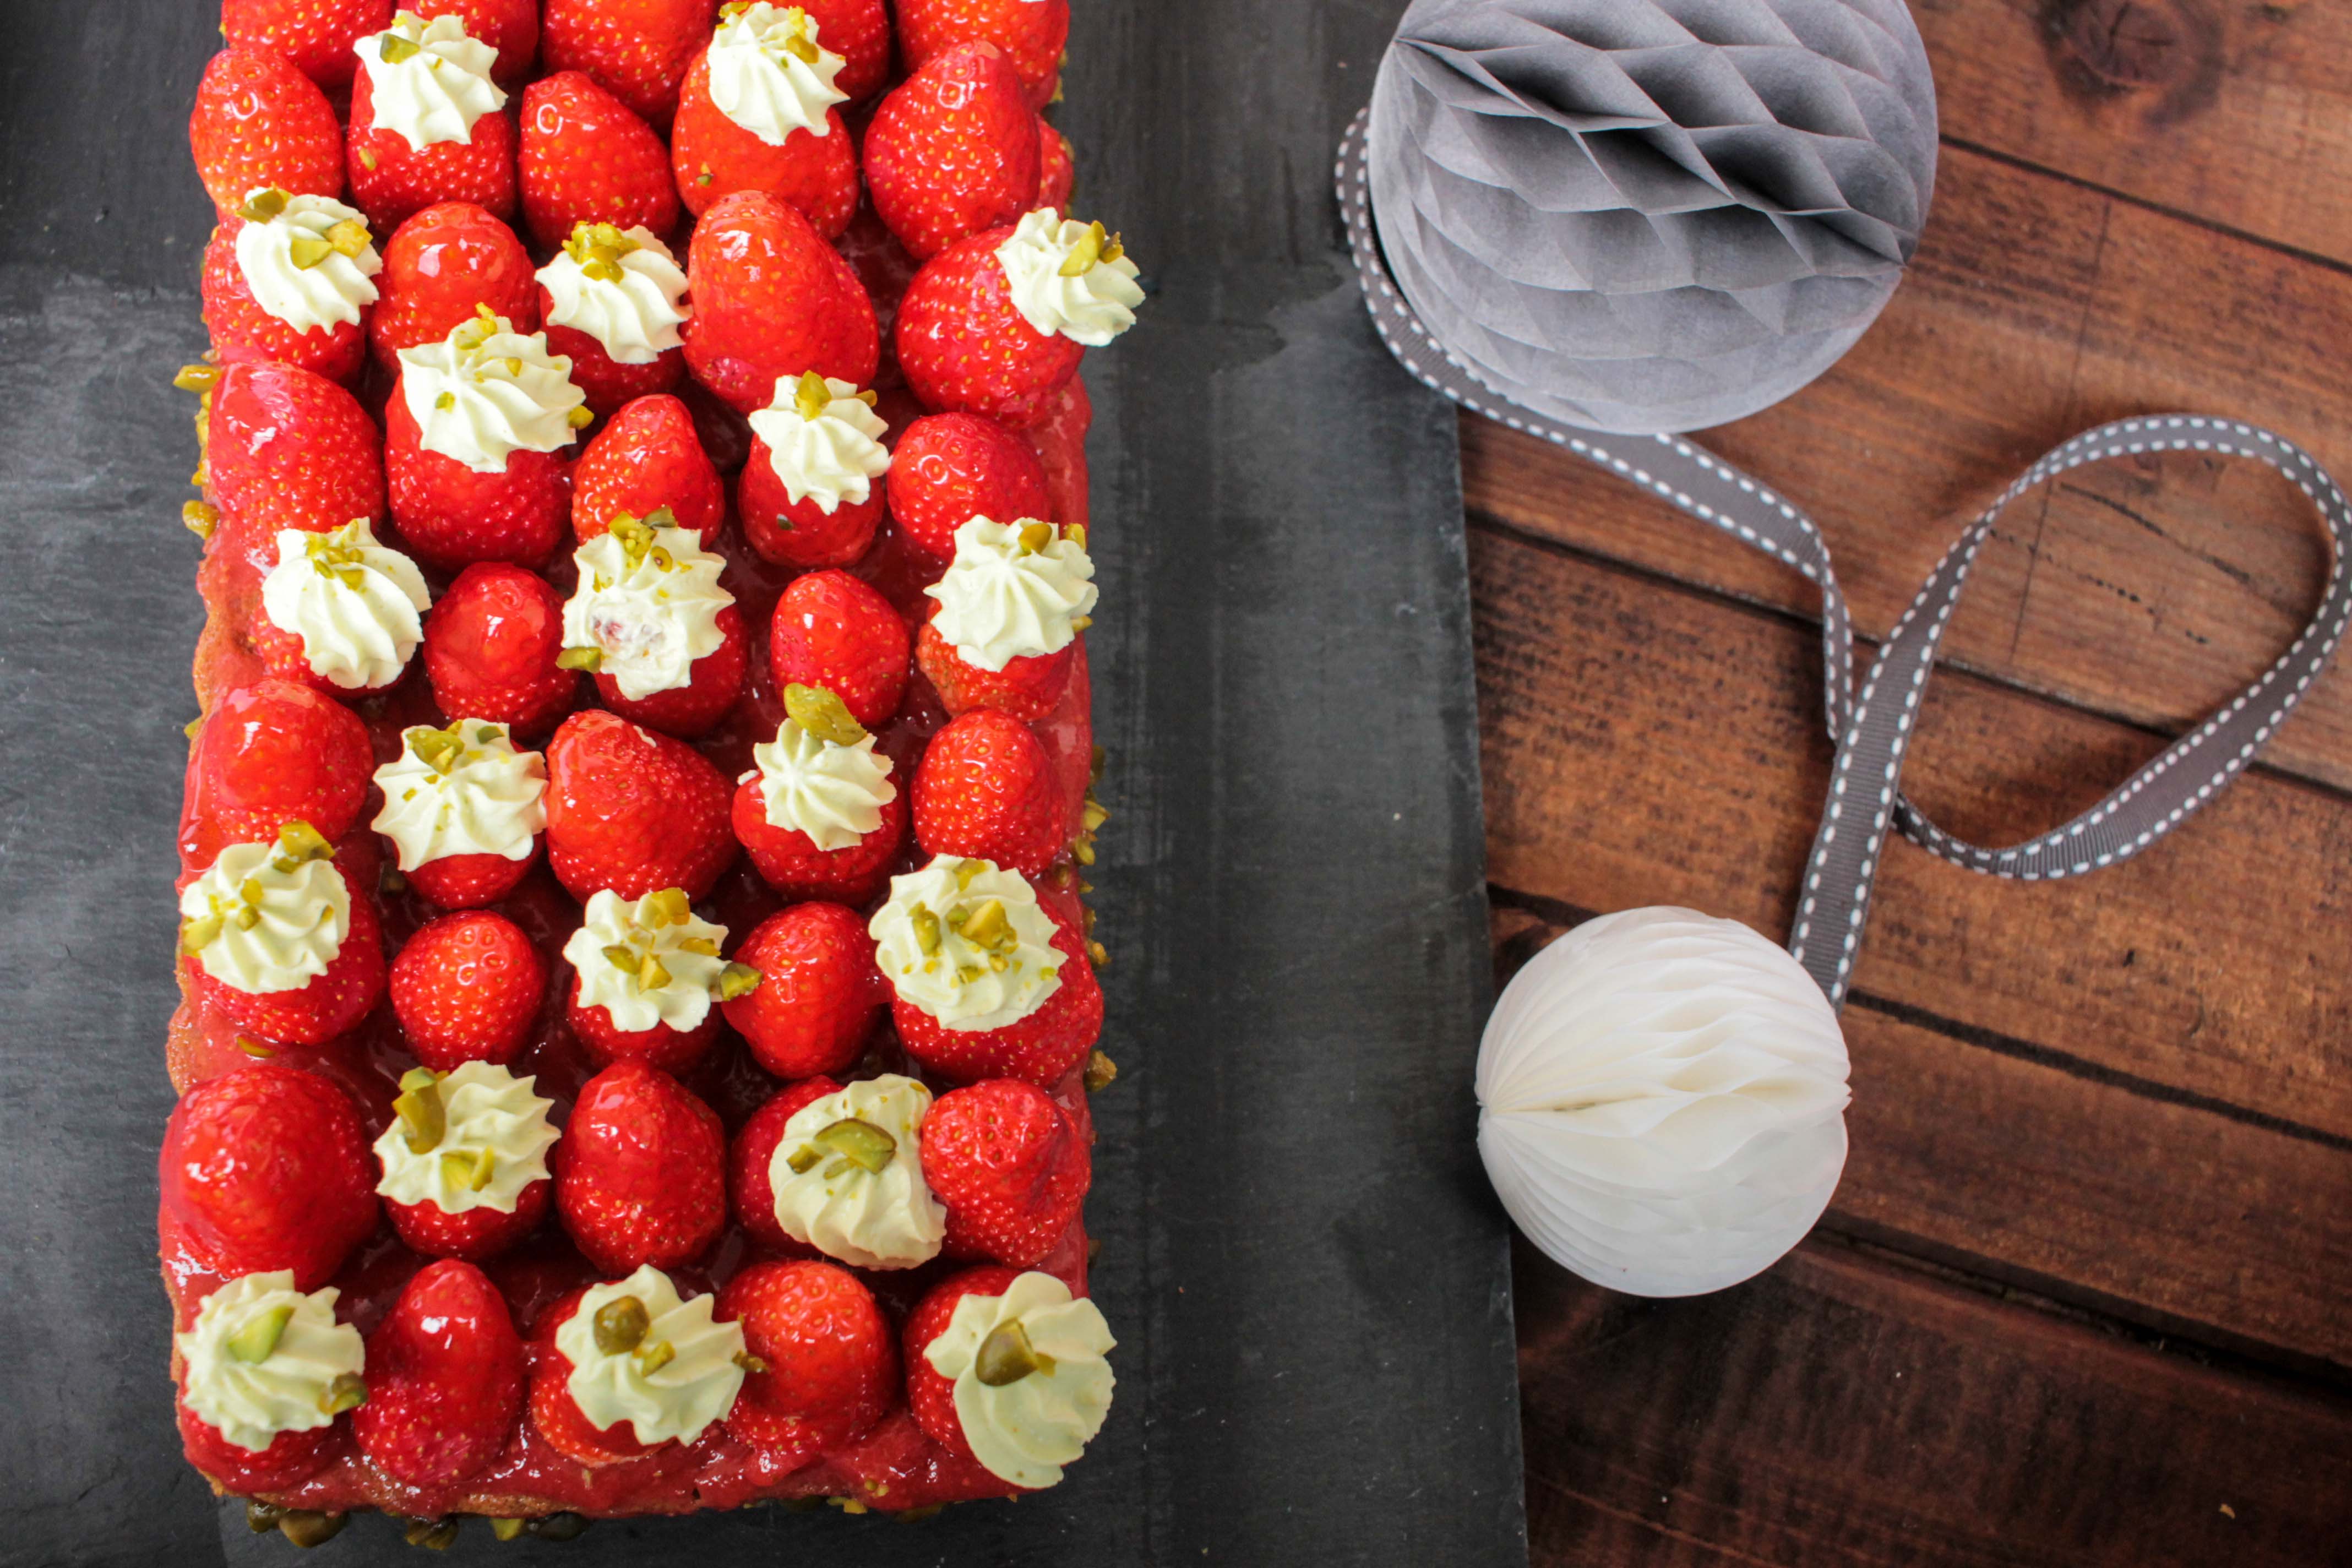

left=1365, top=0, right=1938, bottom=435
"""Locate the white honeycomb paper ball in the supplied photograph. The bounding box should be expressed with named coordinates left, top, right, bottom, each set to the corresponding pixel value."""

left=1477, top=906, right=1851, bottom=1296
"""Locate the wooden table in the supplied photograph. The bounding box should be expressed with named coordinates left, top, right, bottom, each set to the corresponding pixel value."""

left=1463, top=3, right=2352, bottom=1562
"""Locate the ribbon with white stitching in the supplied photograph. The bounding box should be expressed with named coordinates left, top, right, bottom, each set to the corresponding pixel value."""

left=1337, top=110, right=2352, bottom=1006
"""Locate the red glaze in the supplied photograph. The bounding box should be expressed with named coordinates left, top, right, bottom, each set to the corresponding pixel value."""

left=682, top=190, right=880, bottom=413
left=738, top=439, right=885, bottom=567
left=391, top=910, right=547, bottom=1067
left=181, top=680, right=374, bottom=873
left=189, top=48, right=344, bottom=219
left=520, top=71, right=680, bottom=250
left=184, top=864, right=389, bottom=1048
left=385, top=382, right=575, bottom=571
left=717, top=1261, right=896, bottom=1466
left=592, top=605, right=752, bottom=741
left=348, top=72, right=519, bottom=235
left=529, top=1337, right=660, bottom=1467
left=895, top=896, right=1100, bottom=1086
left=671, top=51, right=858, bottom=236
left=923, top=1079, right=1090, bottom=1266
left=911, top=709, right=1066, bottom=874
left=721, top=903, right=881, bottom=1079
left=566, top=971, right=723, bottom=1073
left=353, top=1259, right=528, bottom=1485
left=886, top=410, right=1051, bottom=561
left=766, top=569, right=910, bottom=729
left=727, top=1076, right=841, bottom=1254
left=221, top=0, right=393, bottom=91
left=554, top=1061, right=728, bottom=1274
left=571, top=393, right=726, bottom=546
left=158, top=1064, right=381, bottom=1291
left=423, top=563, right=581, bottom=735
left=201, top=218, right=368, bottom=384
left=731, top=769, right=906, bottom=904
left=863, top=43, right=1039, bottom=262
left=545, top=315, right=688, bottom=417
left=543, top=710, right=738, bottom=900
left=369, top=202, right=539, bottom=371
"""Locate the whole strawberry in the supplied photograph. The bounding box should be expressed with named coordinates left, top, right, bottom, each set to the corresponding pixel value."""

left=202, top=362, right=385, bottom=567
left=200, top=211, right=372, bottom=385
left=423, top=563, right=582, bottom=735
left=682, top=189, right=878, bottom=413
left=896, top=0, right=1069, bottom=110
left=541, top=0, right=716, bottom=128
left=798, top=0, right=890, bottom=100
left=911, top=709, right=1066, bottom=874
left=176, top=1393, right=346, bottom=1495
left=731, top=703, right=907, bottom=902
left=385, top=344, right=579, bottom=571
left=918, top=607, right=1076, bottom=722
left=520, top=72, right=681, bottom=251
left=902, top=1264, right=1022, bottom=1458
left=886, top=411, right=1049, bottom=563
left=767, top=569, right=909, bottom=729
left=391, top=911, right=547, bottom=1067
left=190, top=48, right=344, bottom=219
left=181, top=848, right=389, bottom=1049
left=157, top=1064, right=380, bottom=1291
left=863, top=43, right=1038, bottom=262
left=347, top=14, right=519, bottom=233
left=413, top=0, right=542, bottom=85
left=538, top=225, right=693, bottom=416
left=720, top=903, right=881, bottom=1079
left=221, top=0, right=392, bottom=90
left=179, top=680, right=374, bottom=872
left=894, top=888, right=1101, bottom=1086
left=669, top=30, right=858, bottom=236
left=716, top=1261, right=895, bottom=1466
left=543, top=709, right=737, bottom=900
left=370, top=202, right=540, bottom=372
left=728, top=1075, right=840, bottom=1253
left=526, top=1290, right=658, bottom=1466
left=352, top=1259, right=526, bottom=1486
left=1035, top=117, right=1074, bottom=211
left=922, top=1079, right=1088, bottom=1266
left=738, top=374, right=889, bottom=568
left=556, top=1060, right=728, bottom=1273
left=572, top=395, right=726, bottom=547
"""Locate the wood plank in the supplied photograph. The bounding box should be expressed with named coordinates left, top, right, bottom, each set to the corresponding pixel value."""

left=1914, top=0, right=2352, bottom=264
left=1461, top=142, right=2352, bottom=794
left=1471, top=529, right=2352, bottom=1369
left=1513, top=1232, right=2352, bottom=1568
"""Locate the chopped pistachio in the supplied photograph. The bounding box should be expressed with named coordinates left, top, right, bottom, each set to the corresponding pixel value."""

left=1070, top=614, right=1094, bottom=631
left=408, top=722, right=466, bottom=775
left=276, top=819, right=335, bottom=864
left=402, top=1516, right=459, bottom=1551
left=717, top=961, right=763, bottom=1001
left=639, top=887, right=691, bottom=925
left=785, top=1145, right=823, bottom=1175
left=567, top=405, right=595, bottom=429
left=179, top=910, right=225, bottom=955
left=1016, top=521, right=1054, bottom=554
left=974, top=1320, right=1051, bottom=1386
left=783, top=682, right=868, bottom=747
left=608, top=510, right=657, bottom=562
left=489, top=1518, right=526, bottom=1542
left=324, top=218, right=371, bottom=257
left=677, top=936, right=721, bottom=959
left=1057, top=221, right=1108, bottom=278
left=821, top=1157, right=853, bottom=1179
left=286, top=231, right=334, bottom=270
left=380, top=864, right=409, bottom=896
left=377, top=30, right=422, bottom=63
left=442, top=1147, right=493, bottom=1191
left=602, top=943, right=639, bottom=973
left=184, top=715, right=205, bottom=739
left=393, top=1068, right=445, bottom=1155
left=556, top=646, right=603, bottom=671
left=734, top=1351, right=768, bottom=1374
left=434, top=390, right=455, bottom=412
left=1084, top=1049, right=1118, bottom=1093
left=1082, top=799, right=1110, bottom=832
left=236, top=187, right=291, bottom=224
left=247, top=1500, right=288, bottom=1533
left=910, top=904, right=942, bottom=956
left=634, top=1338, right=676, bottom=1376
left=1086, top=939, right=1109, bottom=967
left=960, top=897, right=1011, bottom=951
left=225, top=1302, right=295, bottom=1363
left=323, top=1371, right=367, bottom=1414
left=172, top=363, right=221, bottom=393
left=182, top=499, right=219, bottom=540
left=277, top=1509, right=349, bottom=1548
left=810, top=1116, right=897, bottom=1173
left=591, top=1294, right=650, bottom=1355
left=952, top=858, right=987, bottom=891
left=792, top=368, right=834, bottom=422
left=636, top=952, right=671, bottom=992
left=1068, top=523, right=1088, bottom=552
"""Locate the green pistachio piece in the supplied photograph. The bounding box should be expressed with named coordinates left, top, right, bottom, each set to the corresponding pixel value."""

left=974, top=1320, right=1053, bottom=1386
left=785, top=1145, right=823, bottom=1175
left=179, top=911, right=225, bottom=955
left=173, top=362, right=221, bottom=393
left=1084, top=1048, right=1118, bottom=1094
left=960, top=897, right=1012, bottom=952
left=791, top=369, right=834, bottom=422
left=639, top=887, right=692, bottom=925
left=717, top=961, right=763, bottom=1001
left=634, top=1338, right=676, bottom=1376
left=1017, top=521, right=1054, bottom=554
left=235, top=188, right=290, bottom=225
left=225, top=1302, right=295, bottom=1363
left=782, top=683, right=868, bottom=748
left=1057, top=221, right=1109, bottom=278
left=246, top=1500, right=288, bottom=1533
left=402, top=1516, right=459, bottom=1550
left=910, top=904, right=942, bottom=956
left=555, top=644, right=603, bottom=671
left=636, top=952, right=671, bottom=992
left=393, top=1068, right=445, bottom=1155
left=810, top=1116, right=896, bottom=1174
left=733, top=1351, right=767, bottom=1374
left=489, top=1517, right=525, bottom=1542
left=323, top=1371, right=367, bottom=1414
left=286, top=231, right=334, bottom=270
left=324, top=219, right=372, bottom=258
left=182, top=499, right=219, bottom=539
left=377, top=30, right=422, bottom=63
left=592, top=1294, right=650, bottom=1355
left=276, top=1510, right=348, bottom=1548
left=407, top=723, right=466, bottom=775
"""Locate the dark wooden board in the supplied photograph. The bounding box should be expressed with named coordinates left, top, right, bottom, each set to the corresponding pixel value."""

left=0, top=1, right=1525, bottom=1564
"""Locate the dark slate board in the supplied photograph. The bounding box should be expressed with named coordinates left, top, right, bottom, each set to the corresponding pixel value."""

left=0, top=0, right=1526, bottom=1563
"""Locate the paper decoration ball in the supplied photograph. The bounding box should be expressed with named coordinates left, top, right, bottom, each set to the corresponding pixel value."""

left=1476, top=907, right=1852, bottom=1297
left=1365, top=0, right=1939, bottom=435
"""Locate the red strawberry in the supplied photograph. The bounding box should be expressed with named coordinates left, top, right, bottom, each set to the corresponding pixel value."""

left=566, top=971, right=723, bottom=1073
left=911, top=710, right=1065, bottom=874
left=412, top=0, right=542, bottom=87
left=895, top=891, right=1099, bottom=1086
left=176, top=1392, right=345, bottom=1493
left=1035, top=118, right=1073, bottom=211
left=681, top=189, right=879, bottom=413
left=720, top=903, right=881, bottom=1078
left=728, top=1075, right=841, bottom=1253
left=571, top=394, right=725, bottom=547
left=590, top=604, right=752, bottom=741
left=422, top=563, right=582, bottom=736
left=799, top=0, right=890, bottom=100
left=555, top=1060, right=728, bottom=1273
left=670, top=50, right=858, bottom=237
left=184, top=858, right=390, bottom=1048
left=348, top=47, right=519, bottom=234
left=739, top=433, right=886, bottom=569
left=886, top=411, right=1049, bottom=562
left=157, top=1064, right=380, bottom=1291
left=527, top=1295, right=659, bottom=1466
left=520, top=72, right=681, bottom=251
left=389, top=1173, right=551, bottom=1259
left=903, top=1264, right=1024, bottom=1460
left=200, top=217, right=369, bottom=384
left=391, top=911, right=547, bottom=1067
left=716, top=1261, right=895, bottom=1465
left=767, top=569, right=909, bottom=728
left=352, top=1259, right=526, bottom=1485
left=370, top=202, right=540, bottom=371
left=540, top=0, right=716, bottom=128
left=895, top=222, right=1084, bottom=426
left=917, top=606, right=1076, bottom=722
left=732, top=757, right=906, bottom=903
left=543, top=709, right=737, bottom=899
left=189, top=49, right=344, bottom=220
left=863, top=43, right=1038, bottom=262
left=922, top=1079, right=1088, bottom=1266
left=406, top=848, right=539, bottom=909
left=896, top=0, right=1069, bottom=110
left=542, top=300, right=689, bottom=418
left=180, top=680, right=374, bottom=873
left=203, top=362, right=385, bottom=565
left=385, top=376, right=575, bottom=571
left=221, top=0, right=393, bottom=90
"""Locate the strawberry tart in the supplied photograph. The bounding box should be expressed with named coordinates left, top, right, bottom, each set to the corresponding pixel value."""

left=171, top=0, right=1139, bottom=1547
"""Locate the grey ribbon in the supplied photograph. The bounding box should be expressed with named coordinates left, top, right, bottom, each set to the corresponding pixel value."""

left=1338, top=108, right=2352, bottom=1006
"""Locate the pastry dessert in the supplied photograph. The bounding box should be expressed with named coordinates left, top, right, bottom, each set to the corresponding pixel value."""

left=169, top=0, right=1136, bottom=1545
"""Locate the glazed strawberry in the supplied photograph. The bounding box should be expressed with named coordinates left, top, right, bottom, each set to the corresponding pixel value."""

left=893, top=891, right=1101, bottom=1086
left=895, top=222, right=1073, bottom=426
left=538, top=225, right=693, bottom=417
left=1036, top=118, right=1074, bottom=210
left=669, top=34, right=857, bottom=236
left=721, top=903, right=881, bottom=1077
left=918, top=609, right=1076, bottom=722
left=681, top=189, right=879, bottom=413
left=887, top=411, right=1049, bottom=562
left=912, top=710, right=1065, bottom=874
left=423, top=563, right=581, bottom=734
left=352, top=1259, right=527, bottom=1485
left=370, top=202, right=540, bottom=371
left=391, top=911, right=547, bottom=1067
left=541, top=0, right=716, bottom=128
left=543, top=709, right=737, bottom=899
left=896, top=0, right=1069, bottom=110
left=717, top=1261, right=895, bottom=1464
left=767, top=569, right=909, bottom=728
left=733, top=778, right=905, bottom=902
left=601, top=607, right=751, bottom=737
left=560, top=885, right=744, bottom=1071
left=528, top=1326, right=656, bottom=1467
left=863, top=43, right=1039, bottom=262
left=200, top=210, right=372, bottom=384
left=412, top=0, right=542, bottom=86
left=731, top=685, right=907, bottom=901
left=375, top=1059, right=562, bottom=1258
left=922, top=1079, right=1088, bottom=1266
left=796, top=0, right=889, bottom=100
left=201, top=361, right=385, bottom=564
left=180, top=825, right=389, bottom=1048
left=573, top=397, right=725, bottom=547
left=556, top=1060, right=728, bottom=1273
left=566, top=969, right=721, bottom=1070
left=521, top=72, right=681, bottom=251
left=180, top=680, right=374, bottom=872
left=385, top=391, right=573, bottom=570
left=739, top=373, right=890, bottom=567
left=347, top=14, right=519, bottom=233
left=728, top=1075, right=840, bottom=1252
left=176, top=1393, right=346, bottom=1494
left=157, top=1064, right=380, bottom=1290
left=222, top=0, right=392, bottom=89
left=189, top=48, right=344, bottom=220
left=902, top=1264, right=1022, bottom=1457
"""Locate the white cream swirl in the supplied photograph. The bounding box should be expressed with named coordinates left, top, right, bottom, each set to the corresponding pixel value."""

left=373, top=1063, right=560, bottom=1214
left=745, top=374, right=890, bottom=513
left=924, top=517, right=1097, bottom=673
left=176, top=1271, right=366, bottom=1453
left=995, top=209, right=1146, bottom=347
left=923, top=1271, right=1114, bottom=1489
left=179, top=840, right=352, bottom=996
left=870, top=856, right=1064, bottom=1031
left=707, top=2, right=848, bottom=145
left=562, top=888, right=731, bottom=1035
left=233, top=191, right=382, bottom=334
left=536, top=228, right=690, bottom=366
left=767, top=1075, right=946, bottom=1270
left=371, top=721, right=547, bottom=872
left=743, top=717, right=895, bottom=851
left=555, top=1266, right=745, bottom=1446
left=354, top=12, right=507, bottom=151
left=560, top=524, right=734, bottom=700
left=259, top=519, right=432, bottom=690
left=398, top=313, right=586, bottom=473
